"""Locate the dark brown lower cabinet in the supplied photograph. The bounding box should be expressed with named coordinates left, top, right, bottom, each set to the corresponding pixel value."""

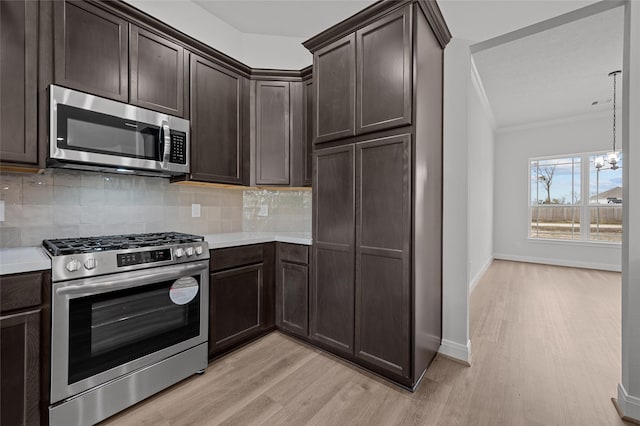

left=276, top=243, right=309, bottom=337
left=0, top=270, right=48, bottom=426
left=0, top=310, right=40, bottom=426
left=208, top=244, right=274, bottom=358
left=209, top=264, right=263, bottom=354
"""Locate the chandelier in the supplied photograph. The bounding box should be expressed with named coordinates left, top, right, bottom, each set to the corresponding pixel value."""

left=595, top=70, right=622, bottom=170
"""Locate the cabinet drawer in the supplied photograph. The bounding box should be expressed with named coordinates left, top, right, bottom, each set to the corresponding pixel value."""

left=278, top=243, right=308, bottom=264
left=0, top=272, right=42, bottom=313
left=210, top=244, right=264, bottom=272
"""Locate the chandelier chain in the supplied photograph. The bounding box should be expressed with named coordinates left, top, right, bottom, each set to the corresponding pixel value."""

left=613, top=71, right=617, bottom=152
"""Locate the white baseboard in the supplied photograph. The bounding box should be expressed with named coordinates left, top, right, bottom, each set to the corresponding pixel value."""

left=617, top=383, right=640, bottom=422
left=493, top=253, right=621, bottom=272
left=469, top=258, right=493, bottom=293
left=439, top=339, right=472, bottom=365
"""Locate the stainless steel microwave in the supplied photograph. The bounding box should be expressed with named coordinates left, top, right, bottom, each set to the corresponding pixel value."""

left=49, top=85, right=190, bottom=176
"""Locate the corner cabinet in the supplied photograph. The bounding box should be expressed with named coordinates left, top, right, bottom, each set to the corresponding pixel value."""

left=190, top=54, right=249, bottom=185
left=276, top=243, right=310, bottom=337
left=305, top=1, right=450, bottom=388
left=0, top=0, right=39, bottom=165
left=255, top=81, right=291, bottom=185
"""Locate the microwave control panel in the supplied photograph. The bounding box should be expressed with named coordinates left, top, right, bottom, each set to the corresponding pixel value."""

left=169, top=131, right=187, bottom=164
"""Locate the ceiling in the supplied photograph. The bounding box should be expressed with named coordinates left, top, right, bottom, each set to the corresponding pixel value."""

left=437, top=0, right=596, bottom=42
left=194, top=1, right=376, bottom=38
left=473, top=5, right=624, bottom=128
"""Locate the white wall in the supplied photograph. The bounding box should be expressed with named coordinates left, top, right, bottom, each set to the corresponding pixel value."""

left=493, top=114, right=622, bottom=271
left=618, top=0, right=640, bottom=421
left=442, top=38, right=472, bottom=363
left=124, top=0, right=311, bottom=69
left=468, top=61, right=496, bottom=291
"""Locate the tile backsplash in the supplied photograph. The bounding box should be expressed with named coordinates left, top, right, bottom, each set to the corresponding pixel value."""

left=0, top=170, right=245, bottom=248
left=0, top=170, right=313, bottom=248
left=243, top=189, right=312, bottom=233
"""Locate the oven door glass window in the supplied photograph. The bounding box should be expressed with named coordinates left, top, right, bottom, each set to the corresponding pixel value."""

left=56, top=105, right=162, bottom=161
left=67, top=276, right=200, bottom=384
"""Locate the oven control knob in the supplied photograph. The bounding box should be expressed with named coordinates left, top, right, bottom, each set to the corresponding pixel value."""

left=66, top=259, right=81, bottom=272
left=174, top=248, right=185, bottom=258
left=84, top=257, right=97, bottom=270
left=185, top=247, right=194, bottom=257
left=195, top=246, right=203, bottom=255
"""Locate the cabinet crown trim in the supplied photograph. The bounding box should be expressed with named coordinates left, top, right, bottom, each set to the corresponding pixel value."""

left=302, top=0, right=451, bottom=52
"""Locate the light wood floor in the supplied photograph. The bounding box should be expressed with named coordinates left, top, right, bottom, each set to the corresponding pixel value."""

left=103, top=260, right=628, bottom=425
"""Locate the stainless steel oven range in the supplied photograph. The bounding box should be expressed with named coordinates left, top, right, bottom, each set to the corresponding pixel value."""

left=43, top=232, right=209, bottom=426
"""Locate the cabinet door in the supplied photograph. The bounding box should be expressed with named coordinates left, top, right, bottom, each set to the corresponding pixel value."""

left=356, top=6, right=412, bottom=135
left=130, top=25, right=187, bottom=117
left=0, top=310, right=40, bottom=426
left=314, top=34, right=355, bottom=144
left=255, top=81, right=290, bottom=185
left=209, top=264, right=263, bottom=356
left=276, top=261, right=308, bottom=337
left=0, top=0, right=38, bottom=165
left=355, top=134, right=411, bottom=377
left=302, top=78, right=314, bottom=186
left=190, top=54, right=246, bottom=184
left=54, top=0, right=128, bottom=102
left=311, top=145, right=355, bottom=354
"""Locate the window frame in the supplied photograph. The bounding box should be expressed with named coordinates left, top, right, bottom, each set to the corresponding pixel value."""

left=527, top=151, right=622, bottom=244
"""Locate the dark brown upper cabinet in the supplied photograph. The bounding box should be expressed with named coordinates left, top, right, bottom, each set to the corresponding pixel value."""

left=0, top=0, right=38, bottom=165
left=130, top=25, right=188, bottom=118
left=54, top=0, right=128, bottom=102
left=302, top=78, right=314, bottom=186
left=356, top=6, right=412, bottom=134
left=311, top=144, right=355, bottom=355
left=190, top=54, right=247, bottom=185
left=313, top=34, right=356, bottom=144
left=255, top=80, right=291, bottom=185
left=354, top=135, right=411, bottom=378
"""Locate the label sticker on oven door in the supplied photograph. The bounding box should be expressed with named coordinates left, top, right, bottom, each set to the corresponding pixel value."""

left=169, top=277, right=199, bottom=305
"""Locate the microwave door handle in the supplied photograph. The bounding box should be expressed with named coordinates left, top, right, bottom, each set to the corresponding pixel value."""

left=162, top=120, right=171, bottom=169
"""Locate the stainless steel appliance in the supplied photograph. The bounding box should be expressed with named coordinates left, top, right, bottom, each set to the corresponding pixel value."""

left=49, top=85, right=190, bottom=176
left=43, top=232, right=209, bottom=426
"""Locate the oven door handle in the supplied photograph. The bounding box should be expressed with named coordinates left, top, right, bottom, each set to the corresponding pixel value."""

left=55, top=262, right=208, bottom=296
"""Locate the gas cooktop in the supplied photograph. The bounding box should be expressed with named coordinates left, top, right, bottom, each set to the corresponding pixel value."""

left=44, top=232, right=210, bottom=282
left=43, top=232, right=204, bottom=256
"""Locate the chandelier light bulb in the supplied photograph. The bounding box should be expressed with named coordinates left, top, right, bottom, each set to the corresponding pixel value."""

left=594, top=156, right=605, bottom=169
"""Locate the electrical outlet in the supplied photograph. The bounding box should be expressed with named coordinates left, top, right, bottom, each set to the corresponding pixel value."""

left=191, top=203, right=201, bottom=218
left=258, top=205, right=269, bottom=217
left=0, top=200, right=4, bottom=222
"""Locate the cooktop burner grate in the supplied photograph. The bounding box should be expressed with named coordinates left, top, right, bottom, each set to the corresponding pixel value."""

left=43, top=232, right=204, bottom=256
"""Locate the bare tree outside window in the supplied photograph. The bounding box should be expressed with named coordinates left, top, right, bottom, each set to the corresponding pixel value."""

left=538, top=165, right=556, bottom=204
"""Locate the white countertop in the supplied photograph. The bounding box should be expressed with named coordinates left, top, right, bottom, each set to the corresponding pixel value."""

left=0, top=232, right=311, bottom=275
left=0, top=247, right=51, bottom=276
left=203, top=232, right=312, bottom=249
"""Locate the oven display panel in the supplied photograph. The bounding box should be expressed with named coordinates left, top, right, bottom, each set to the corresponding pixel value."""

left=117, top=249, right=172, bottom=267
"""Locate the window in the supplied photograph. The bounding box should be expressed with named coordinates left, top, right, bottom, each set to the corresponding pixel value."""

left=529, top=152, right=622, bottom=243
left=530, top=157, right=581, bottom=240
left=589, top=154, right=623, bottom=242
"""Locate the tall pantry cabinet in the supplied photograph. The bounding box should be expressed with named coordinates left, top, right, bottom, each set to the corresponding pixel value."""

left=304, top=0, right=450, bottom=389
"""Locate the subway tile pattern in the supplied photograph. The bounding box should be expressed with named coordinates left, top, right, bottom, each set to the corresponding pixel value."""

left=243, top=189, right=312, bottom=233
left=0, top=170, right=245, bottom=248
